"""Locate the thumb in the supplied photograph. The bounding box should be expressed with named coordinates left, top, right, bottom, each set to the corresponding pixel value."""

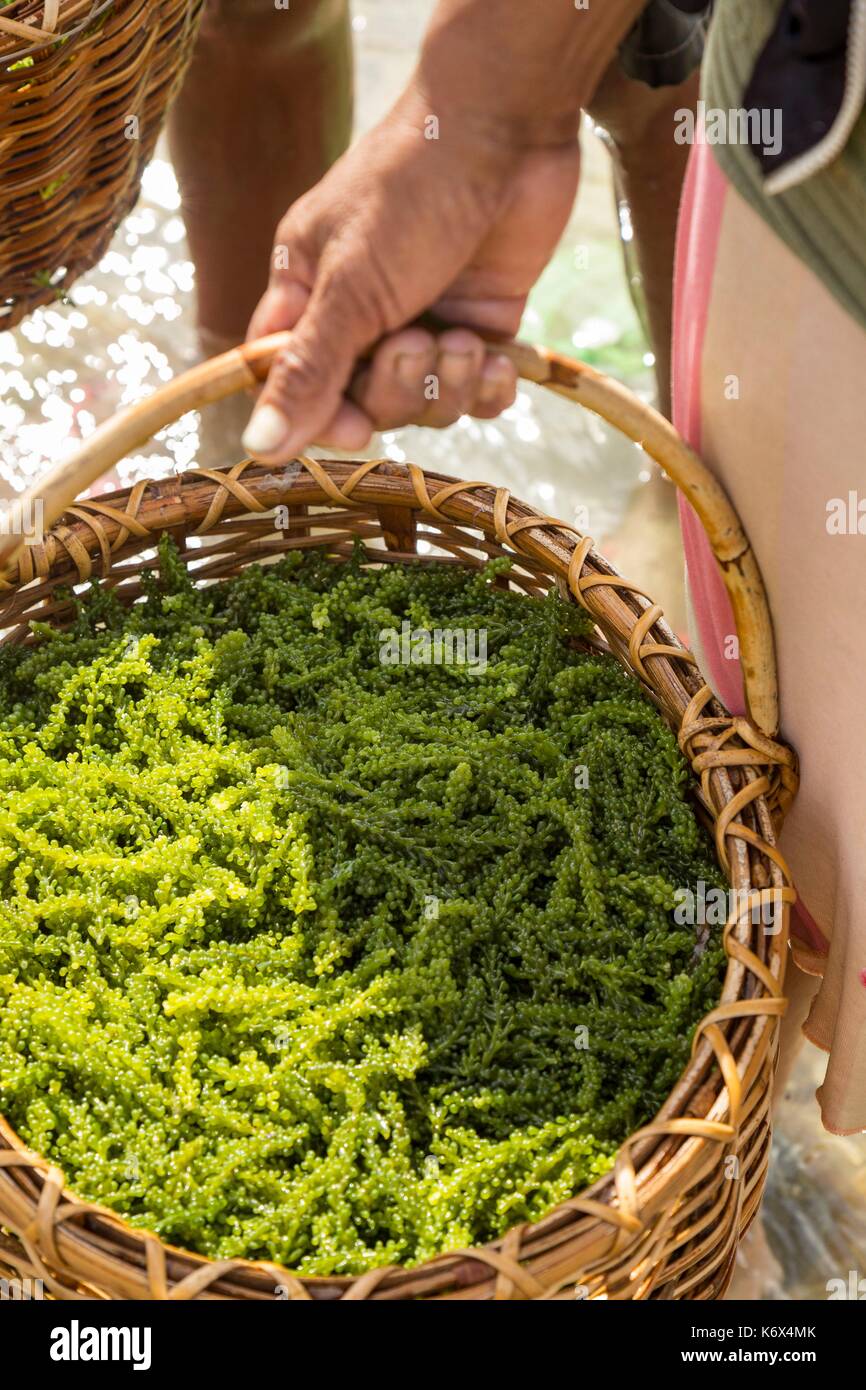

left=241, top=261, right=383, bottom=461
left=246, top=279, right=311, bottom=343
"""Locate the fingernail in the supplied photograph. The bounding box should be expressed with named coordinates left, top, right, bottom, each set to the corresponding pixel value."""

left=478, top=356, right=513, bottom=405
left=395, top=351, right=428, bottom=388
left=242, top=403, right=291, bottom=456
left=439, top=350, right=474, bottom=389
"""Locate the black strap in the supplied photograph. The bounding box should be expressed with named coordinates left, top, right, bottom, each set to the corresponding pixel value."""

left=619, top=0, right=709, bottom=89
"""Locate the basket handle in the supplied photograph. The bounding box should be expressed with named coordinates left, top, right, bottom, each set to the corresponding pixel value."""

left=0, top=332, right=779, bottom=736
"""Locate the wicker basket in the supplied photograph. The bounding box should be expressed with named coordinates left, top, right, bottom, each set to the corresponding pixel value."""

left=0, top=334, right=799, bottom=1300
left=0, top=0, right=204, bottom=329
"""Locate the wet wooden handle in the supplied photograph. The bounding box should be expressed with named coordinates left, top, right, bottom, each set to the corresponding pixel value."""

left=0, top=331, right=779, bottom=735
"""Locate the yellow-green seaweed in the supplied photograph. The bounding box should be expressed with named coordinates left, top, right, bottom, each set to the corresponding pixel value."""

left=0, top=539, right=725, bottom=1275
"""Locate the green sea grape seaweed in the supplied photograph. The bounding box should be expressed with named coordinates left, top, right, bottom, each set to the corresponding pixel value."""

left=0, top=538, right=726, bottom=1275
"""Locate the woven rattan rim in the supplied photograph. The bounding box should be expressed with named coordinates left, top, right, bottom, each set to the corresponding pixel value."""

left=0, top=343, right=798, bottom=1299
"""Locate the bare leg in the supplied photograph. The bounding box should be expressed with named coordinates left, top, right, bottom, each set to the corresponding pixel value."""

left=168, top=0, right=353, bottom=347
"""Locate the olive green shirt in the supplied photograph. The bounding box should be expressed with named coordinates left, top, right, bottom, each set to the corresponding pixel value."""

left=704, top=0, right=866, bottom=331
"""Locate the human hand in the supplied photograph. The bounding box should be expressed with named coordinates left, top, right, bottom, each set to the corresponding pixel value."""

left=241, top=85, right=581, bottom=460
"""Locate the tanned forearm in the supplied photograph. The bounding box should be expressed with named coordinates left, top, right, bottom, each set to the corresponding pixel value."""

left=413, top=0, right=648, bottom=144
left=241, top=0, right=659, bottom=458
left=410, top=0, right=695, bottom=414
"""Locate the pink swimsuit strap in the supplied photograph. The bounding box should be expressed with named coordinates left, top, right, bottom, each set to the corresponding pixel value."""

left=671, top=141, right=826, bottom=955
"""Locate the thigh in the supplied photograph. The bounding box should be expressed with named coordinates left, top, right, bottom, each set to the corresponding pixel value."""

left=685, top=170, right=866, bottom=1133
left=698, top=178, right=866, bottom=938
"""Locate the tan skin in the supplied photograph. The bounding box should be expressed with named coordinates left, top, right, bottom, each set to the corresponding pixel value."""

left=168, top=0, right=353, bottom=350
left=237, top=0, right=654, bottom=458
left=242, top=83, right=581, bottom=451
